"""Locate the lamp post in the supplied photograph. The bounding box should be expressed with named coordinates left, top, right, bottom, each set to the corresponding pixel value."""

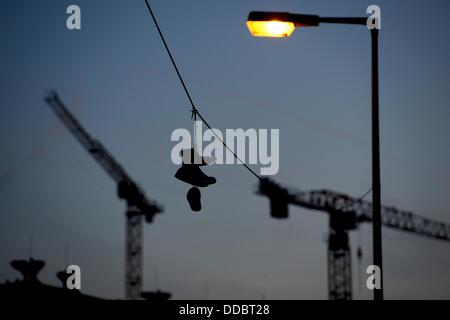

left=247, top=11, right=383, bottom=301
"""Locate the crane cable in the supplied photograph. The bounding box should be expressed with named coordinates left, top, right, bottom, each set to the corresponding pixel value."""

left=143, top=0, right=261, bottom=180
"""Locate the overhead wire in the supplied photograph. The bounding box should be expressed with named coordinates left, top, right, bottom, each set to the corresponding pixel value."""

left=337, top=187, right=372, bottom=211
left=143, top=0, right=261, bottom=180
left=143, top=0, right=373, bottom=202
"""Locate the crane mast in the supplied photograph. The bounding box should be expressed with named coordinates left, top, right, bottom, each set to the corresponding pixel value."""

left=258, top=178, right=450, bottom=300
left=45, top=90, right=162, bottom=299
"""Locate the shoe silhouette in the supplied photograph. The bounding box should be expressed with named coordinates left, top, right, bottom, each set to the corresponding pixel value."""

left=175, top=163, right=216, bottom=187
left=175, top=148, right=216, bottom=211
left=187, top=187, right=201, bottom=212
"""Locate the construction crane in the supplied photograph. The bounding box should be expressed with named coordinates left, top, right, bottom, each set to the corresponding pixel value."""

left=45, top=90, right=163, bottom=300
left=257, top=178, right=450, bottom=300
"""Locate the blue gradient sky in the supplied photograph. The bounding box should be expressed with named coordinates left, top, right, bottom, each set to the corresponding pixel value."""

left=1, top=0, right=450, bottom=299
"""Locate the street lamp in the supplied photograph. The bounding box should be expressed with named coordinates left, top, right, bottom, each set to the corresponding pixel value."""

left=247, top=11, right=383, bottom=301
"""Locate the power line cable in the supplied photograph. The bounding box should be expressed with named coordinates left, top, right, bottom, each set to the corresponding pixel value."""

left=143, top=0, right=261, bottom=180
left=143, top=0, right=373, bottom=202
left=337, top=187, right=372, bottom=211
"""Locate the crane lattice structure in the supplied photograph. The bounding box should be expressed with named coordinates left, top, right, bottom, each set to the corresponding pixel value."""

left=45, top=90, right=163, bottom=300
left=257, top=178, right=450, bottom=300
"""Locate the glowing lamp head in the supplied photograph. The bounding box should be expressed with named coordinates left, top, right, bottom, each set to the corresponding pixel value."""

left=246, top=20, right=295, bottom=38
left=246, top=11, right=296, bottom=38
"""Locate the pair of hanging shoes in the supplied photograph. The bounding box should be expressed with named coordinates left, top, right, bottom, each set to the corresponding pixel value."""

left=175, top=148, right=216, bottom=212
left=175, top=163, right=216, bottom=187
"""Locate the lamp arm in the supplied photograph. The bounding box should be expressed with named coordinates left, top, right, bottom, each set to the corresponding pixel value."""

left=318, top=17, right=367, bottom=26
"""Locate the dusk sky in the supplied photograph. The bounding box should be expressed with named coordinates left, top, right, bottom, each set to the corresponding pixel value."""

left=1, top=0, right=450, bottom=299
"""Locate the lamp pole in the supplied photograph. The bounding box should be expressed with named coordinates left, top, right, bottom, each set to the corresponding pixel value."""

left=370, top=28, right=382, bottom=301
left=247, top=12, right=383, bottom=300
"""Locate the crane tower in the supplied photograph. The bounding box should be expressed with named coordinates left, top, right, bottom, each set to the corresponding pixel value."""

left=45, top=90, right=163, bottom=299
left=258, top=178, right=450, bottom=299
